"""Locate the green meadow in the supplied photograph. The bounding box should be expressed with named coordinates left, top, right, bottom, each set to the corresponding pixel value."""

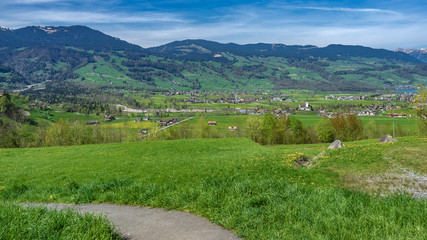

left=1, top=137, right=426, bottom=239
left=0, top=202, right=120, bottom=239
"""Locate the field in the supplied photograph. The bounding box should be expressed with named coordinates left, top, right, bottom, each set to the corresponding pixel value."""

left=171, top=114, right=419, bottom=138
left=27, top=107, right=421, bottom=139
left=1, top=137, right=426, bottom=239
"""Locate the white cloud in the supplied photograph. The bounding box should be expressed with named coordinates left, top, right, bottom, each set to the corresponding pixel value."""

left=0, top=10, right=188, bottom=27
left=106, top=15, right=427, bottom=50
left=1, top=0, right=69, bottom=4
left=298, top=7, right=399, bottom=15
left=0, top=1, right=425, bottom=49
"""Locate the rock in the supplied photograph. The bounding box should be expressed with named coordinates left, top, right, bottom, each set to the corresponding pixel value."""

left=328, top=140, right=345, bottom=149
left=378, top=134, right=397, bottom=143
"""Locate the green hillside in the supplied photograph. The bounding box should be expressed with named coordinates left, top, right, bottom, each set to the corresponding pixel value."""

left=1, top=137, right=426, bottom=239
left=1, top=26, right=427, bottom=93
left=67, top=51, right=427, bottom=92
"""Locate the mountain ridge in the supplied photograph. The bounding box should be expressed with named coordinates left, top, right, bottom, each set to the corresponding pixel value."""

left=147, top=39, right=420, bottom=63
left=0, top=25, right=143, bottom=52
left=395, top=48, right=427, bottom=63
left=1, top=25, right=427, bottom=93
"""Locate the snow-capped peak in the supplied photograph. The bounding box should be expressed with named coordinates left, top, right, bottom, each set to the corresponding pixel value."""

left=0, top=26, right=12, bottom=31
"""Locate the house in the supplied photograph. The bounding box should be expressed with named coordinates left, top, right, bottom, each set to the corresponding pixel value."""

left=256, top=109, right=266, bottom=115
left=388, top=113, right=407, bottom=118
left=228, top=126, right=238, bottom=131
left=208, top=121, right=217, bottom=126
left=159, top=121, right=168, bottom=127
left=86, top=120, right=100, bottom=125
left=298, top=102, right=312, bottom=111
left=357, top=109, right=377, bottom=116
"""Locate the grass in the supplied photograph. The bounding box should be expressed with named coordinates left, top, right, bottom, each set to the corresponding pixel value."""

left=1, top=137, right=426, bottom=239
left=313, top=138, right=427, bottom=195
left=0, top=202, right=120, bottom=239
left=74, top=57, right=139, bottom=87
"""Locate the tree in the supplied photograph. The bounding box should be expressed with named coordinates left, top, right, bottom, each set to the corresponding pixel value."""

left=414, top=84, right=427, bottom=136
left=0, top=91, right=15, bottom=116
left=347, top=114, right=363, bottom=141
left=414, top=84, right=427, bottom=118
left=246, top=116, right=263, bottom=143
left=262, top=112, right=276, bottom=144
left=330, top=115, right=348, bottom=140
left=44, top=119, right=73, bottom=146
left=315, top=118, right=335, bottom=143
left=289, top=117, right=310, bottom=144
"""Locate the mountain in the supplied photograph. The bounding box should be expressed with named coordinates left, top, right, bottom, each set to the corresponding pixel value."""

left=395, top=48, right=427, bottom=63
left=0, top=25, right=143, bottom=51
left=1, top=25, right=427, bottom=93
left=148, top=39, right=419, bottom=63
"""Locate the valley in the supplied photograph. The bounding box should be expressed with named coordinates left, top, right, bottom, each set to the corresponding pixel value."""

left=1, top=25, right=426, bottom=240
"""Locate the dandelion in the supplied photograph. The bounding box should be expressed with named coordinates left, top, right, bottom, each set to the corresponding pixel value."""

left=50, top=195, right=53, bottom=199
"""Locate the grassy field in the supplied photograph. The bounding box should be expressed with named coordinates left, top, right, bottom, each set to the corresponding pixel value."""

left=171, top=114, right=419, bottom=138
left=0, top=202, right=120, bottom=239
left=1, top=137, right=426, bottom=239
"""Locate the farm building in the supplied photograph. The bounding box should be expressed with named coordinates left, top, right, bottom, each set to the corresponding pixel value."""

left=228, top=126, right=238, bottom=131
left=208, top=121, right=217, bottom=125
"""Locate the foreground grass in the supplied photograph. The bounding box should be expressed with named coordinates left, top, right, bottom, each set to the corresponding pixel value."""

left=0, top=202, right=120, bottom=239
left=1, top=138, right=426, bottom=239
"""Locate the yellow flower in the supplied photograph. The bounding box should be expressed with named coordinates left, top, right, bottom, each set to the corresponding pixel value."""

left=50, top=195, right=53, bottom=199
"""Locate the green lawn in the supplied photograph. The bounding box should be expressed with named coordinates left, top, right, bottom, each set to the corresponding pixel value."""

left=1, top=137, right=426, bottom=239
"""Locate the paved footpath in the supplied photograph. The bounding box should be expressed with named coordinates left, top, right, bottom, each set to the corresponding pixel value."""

left=27, top=203, right=240, bottom=240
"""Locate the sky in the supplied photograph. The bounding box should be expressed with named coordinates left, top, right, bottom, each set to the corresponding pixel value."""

left=0, top=0, right=426, bottom=50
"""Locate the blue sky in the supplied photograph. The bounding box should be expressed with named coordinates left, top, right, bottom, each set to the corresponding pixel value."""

left=0, top=0, right=426, bottom=49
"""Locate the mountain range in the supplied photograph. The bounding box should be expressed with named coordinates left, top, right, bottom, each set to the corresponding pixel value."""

left=395, top=48, right=427, bottom=63
left=1, top=25, right=426, bottom=93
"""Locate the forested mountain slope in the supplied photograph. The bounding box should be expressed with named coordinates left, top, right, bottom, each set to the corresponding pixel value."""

left=1, top=26, right=427, bottom=93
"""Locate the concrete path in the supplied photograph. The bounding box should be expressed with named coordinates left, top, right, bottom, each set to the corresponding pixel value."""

left=28, top=203, right=240, bottom=240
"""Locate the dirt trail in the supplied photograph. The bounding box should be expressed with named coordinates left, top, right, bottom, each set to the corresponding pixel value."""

left=27, top=203, right=240, bottom=240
